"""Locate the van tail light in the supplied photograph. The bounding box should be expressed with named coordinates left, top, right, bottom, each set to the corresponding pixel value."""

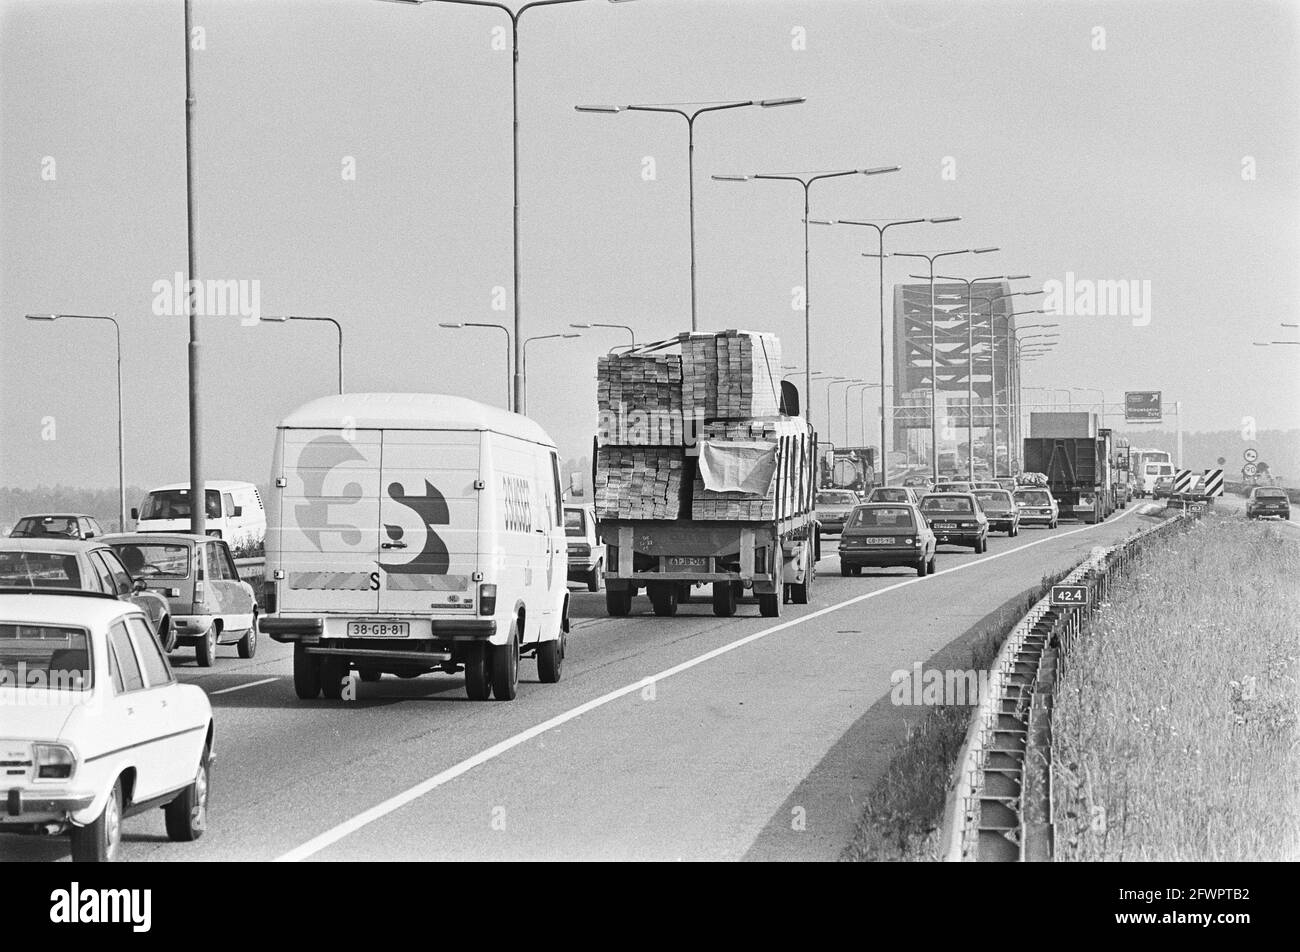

left=264, top=587, right=277, bottom=615
left=478, top=583, right=498, bottom=616
left=34, top=744, right=75, bottom=780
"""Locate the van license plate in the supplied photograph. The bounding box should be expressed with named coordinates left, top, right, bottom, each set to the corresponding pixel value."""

left=348, top=622, right=409, bottom=638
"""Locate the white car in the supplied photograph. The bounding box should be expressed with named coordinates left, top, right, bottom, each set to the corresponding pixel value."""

left=0, top=589, right=213, bottom=861
left=564, top=504, right=606, bottom=592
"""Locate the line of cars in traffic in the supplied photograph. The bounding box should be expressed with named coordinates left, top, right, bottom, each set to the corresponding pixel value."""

left=817, top=474, right=1064, bottom=579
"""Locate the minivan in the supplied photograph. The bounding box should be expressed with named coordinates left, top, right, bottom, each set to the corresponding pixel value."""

left=133, top=481, right=266, bottom=549
left=260, top=393, right=570, bottom=703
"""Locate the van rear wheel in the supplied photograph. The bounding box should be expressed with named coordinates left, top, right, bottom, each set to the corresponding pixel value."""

left=464, top=644, right=492, bottom=700
left=320, top=656, right=348, bottom=700
left=491, top=625, right=520, bottom=701
left=537, top=629, right=565, bottom=684
left=293, top=643, right=322, bottom=699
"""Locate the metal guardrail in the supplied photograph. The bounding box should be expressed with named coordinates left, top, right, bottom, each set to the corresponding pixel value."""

left=939, top=507, right=1191, bottom=862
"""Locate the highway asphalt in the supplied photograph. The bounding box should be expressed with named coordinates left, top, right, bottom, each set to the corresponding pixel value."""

left=8, top=499, right=1264, bottom=862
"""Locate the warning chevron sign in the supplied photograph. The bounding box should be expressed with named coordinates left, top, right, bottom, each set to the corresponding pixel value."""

left=1174, top=469, right=1194, bottom=493
left=1202, top=469, right=1224, bottom=497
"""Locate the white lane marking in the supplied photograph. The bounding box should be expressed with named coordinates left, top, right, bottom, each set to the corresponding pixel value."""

left=210, top=677, right=278, bottom=696
left=277, top=505, right=1141, bottom=862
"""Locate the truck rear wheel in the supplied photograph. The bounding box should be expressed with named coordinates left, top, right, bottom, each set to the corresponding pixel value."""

left=711, top=581, right=737, bottom=617
left=605, top=588, right=632, bottom=617
left=758, top=590, right=781, bottom=618
left=790, top=552, right=813, bottom=604
left=649, top=582, right=679, bottom=617
left=464, top=643, right=492, bottom=700
left=587, top=561, right=602, bottom=592
left=293, top=643, right=322, bottom=700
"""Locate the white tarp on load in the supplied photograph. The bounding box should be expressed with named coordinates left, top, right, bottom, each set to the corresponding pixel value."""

left=696, top=440, right=778, bottom=496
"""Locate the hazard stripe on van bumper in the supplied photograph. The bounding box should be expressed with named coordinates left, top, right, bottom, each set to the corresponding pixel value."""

left=288, top=572, right=373, bottom=591
left=384, top=574, right=470, bottom=592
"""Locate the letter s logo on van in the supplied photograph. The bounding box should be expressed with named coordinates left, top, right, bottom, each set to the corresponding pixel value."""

left=296, top=436, right=367, bottom=549
left=380, top=480, right=451, bottom=576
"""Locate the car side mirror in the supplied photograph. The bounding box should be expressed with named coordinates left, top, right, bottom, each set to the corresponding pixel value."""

left=130, top=508, right=139, bottom=520
left=232, top=506, right=243, bottom=517
left=133, top=578, right=147, bottom=593
left=84, top=532, right=94, bottom=539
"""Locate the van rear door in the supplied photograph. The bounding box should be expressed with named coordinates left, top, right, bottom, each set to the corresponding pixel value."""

left=376, top=430, right=480, bottom=616
left=278, top=428, right=383, bottom=615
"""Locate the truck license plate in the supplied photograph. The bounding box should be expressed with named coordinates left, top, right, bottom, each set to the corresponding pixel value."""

left=666, top=556, right=708, bottom=572
left=348, top=622, right=409, bottom=638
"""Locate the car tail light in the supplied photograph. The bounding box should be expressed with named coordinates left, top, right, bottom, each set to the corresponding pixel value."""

left=478, top=583, right=498, bottom=616
left=34, top=744, right=75, bottom=781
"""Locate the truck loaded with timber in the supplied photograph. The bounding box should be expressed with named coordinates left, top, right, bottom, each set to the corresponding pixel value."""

left=593, top=330, right=819, bottom=619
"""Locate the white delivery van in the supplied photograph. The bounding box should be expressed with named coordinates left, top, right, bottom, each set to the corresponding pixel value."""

left=133, top=480, right=266, bottom=548
left=260, top=393, right=570, bottom=702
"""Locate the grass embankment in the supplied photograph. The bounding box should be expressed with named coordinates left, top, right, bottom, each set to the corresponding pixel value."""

left=1053, top=516, right=1300, bottom=861
left=841, top=571, right=1071, bottom=862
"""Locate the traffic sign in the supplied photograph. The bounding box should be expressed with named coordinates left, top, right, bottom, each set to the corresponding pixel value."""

left=1051, top=584, right=1089, bottom=607
left=1124, top=391, right=1162, bottom=422
left=1244, top=447, right=1259, bottom=464
left=1243, top=462, right=1258, bottom=477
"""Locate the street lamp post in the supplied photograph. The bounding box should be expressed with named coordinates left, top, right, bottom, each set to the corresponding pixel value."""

left=714, top=167, right=900, bottom=422
left=819, top=216, right=959, bottom=485
left=380, top=0, right=638, bottom=412
left=887, top=248, right=999, bottom=480
left=259, top=315, right=344, bottom=393
left=440, top=322, right=512, bottom=408
left=576, top=97, right=804, bottom=332
left=183, top=0, right=204, bottom=535
left=522, top=332, right=581, bottom=409
left=570, top=322, right=635, bottom=348
left=827, top=377, right=862, bottom=442
left=845, top=381, right=880, bottom=448
left=26, top=314, right=126, bottom=531
left=967, top=286, right=1046, bottom=474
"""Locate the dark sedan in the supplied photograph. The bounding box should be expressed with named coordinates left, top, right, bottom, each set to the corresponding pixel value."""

left=918, top=493, right=990, bottom=552
left=1246, top=486, right=1291, bottom=520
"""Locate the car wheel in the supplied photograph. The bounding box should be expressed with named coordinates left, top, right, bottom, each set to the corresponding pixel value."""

left=915, top=557, right=927, bottom=577
left=537, top=627, right=565, bottom=684
left=195, top=623, right=217, bottom=668
left=358, top=667, right=382, bottom=683
left=320, top=655, right=349, bottom=700
left=927, top=554, right=937, bottom=575
left=712, top=581, right=737, bottom=617
left=605, top=588, right=632, bottom=617
left=159, top=616, right=177, bottom=653
left=587, top=561, right=602, bottom=593
left=491, top=624, right=520, bottom=701
left=71, top=778, right=122, bottom=863
left=164, top=744, right=210, bottom=842
left=758, top=590, right=782, bottom=618
left=293, top=643, right=322, bottom=699
left=464, top=643, right=492, bottom=700
left=236, top=613, right=258, bottom=659
left=648, top=582, right=679, bottom=617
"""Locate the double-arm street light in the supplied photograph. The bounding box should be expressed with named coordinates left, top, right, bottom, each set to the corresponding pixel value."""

left=714, top=167, right=900, bottom=423
left=879, top=248, right=999, bottom=480
left=846, top=381, right=882, bottom=448
left=440, top=321, right=511, bottom=408
left=26, top=314, right=126, bottom=531
left=810, top=216, right=959, bottom=485
left=966, top=284, right=1045, bottom=474
left=259, top=315, right=344, bottom=394
left=523, top=332, right=581, bottom=408
left=381, top=0, right=639, bottom=413
left=576, top=97, right=805, bottom=332
left=827, top=377, right=864, bottom=440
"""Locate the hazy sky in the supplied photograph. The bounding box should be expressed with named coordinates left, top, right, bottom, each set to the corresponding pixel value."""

left=2, top=0, right=1297, bottom=492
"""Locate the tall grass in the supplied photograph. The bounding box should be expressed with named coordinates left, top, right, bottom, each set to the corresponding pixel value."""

left=1053, top=516, right=1300, bottom=861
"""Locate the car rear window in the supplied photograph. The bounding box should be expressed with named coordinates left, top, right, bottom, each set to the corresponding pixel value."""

left=0, top=623, right=92, bottom=691
left=921, top=497, right=973, bottom=513
left=869, top=489, right=909, bottom=503
left=563, top=509, right=586, bottom=537
left=849, top=507, right=914, bottom=528
left=109, top=543, right=190, bottom=579
left=817, top=492, right=858, bottom=506
left=0, top=551, right=83, bottom=588
left=975, top=492, right=1012, bottom=509
left=1016, top=491, right=1051, bottom=506
left=1256, top=489, right=1288, bottom=499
